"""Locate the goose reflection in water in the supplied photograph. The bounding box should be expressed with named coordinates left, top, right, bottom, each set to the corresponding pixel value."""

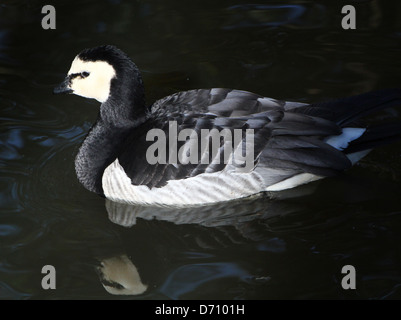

left=95, top=185, right=316, bottom=296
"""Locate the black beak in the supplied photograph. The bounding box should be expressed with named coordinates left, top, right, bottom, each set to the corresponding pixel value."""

left=53, top=77, right=73, bottom=94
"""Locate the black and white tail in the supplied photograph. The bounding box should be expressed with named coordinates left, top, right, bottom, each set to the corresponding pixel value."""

left=294, top=88, right=401, bottom=157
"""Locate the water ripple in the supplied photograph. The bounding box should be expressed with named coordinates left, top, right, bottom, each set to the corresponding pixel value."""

left=223, top=4, right=326, bottom=30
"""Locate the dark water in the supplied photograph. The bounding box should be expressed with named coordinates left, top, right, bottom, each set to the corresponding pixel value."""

left=1, top=0, right=401, bottom=299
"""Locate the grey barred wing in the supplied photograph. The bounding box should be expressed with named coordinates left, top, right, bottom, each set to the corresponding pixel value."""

left=117, top=88, right=351, bottom=190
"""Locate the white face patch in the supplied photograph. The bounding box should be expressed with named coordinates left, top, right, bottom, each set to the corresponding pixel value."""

left=67, top=57, right=116, bottom=103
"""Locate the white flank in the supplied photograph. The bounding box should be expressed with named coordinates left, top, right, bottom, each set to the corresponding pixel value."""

left=102, top=159, right=264, bottom=207
left=324, top=127, right=366, bottom=151
left=265, top=173, right=323, bottom=192
left=325, top=127, right=371, bottom=164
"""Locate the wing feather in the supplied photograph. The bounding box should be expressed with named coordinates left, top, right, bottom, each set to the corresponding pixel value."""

left=118, top=89, right=349, bottom=189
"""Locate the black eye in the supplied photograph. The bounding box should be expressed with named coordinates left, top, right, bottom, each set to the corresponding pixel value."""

left=81, top=71, right=90, bottom=78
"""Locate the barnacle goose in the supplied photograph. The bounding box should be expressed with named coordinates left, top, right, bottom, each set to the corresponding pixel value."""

left=54, top=45, right=401, bottom=207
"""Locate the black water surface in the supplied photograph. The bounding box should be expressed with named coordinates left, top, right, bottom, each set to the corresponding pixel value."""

left=1, top=0, right=401, bottom=299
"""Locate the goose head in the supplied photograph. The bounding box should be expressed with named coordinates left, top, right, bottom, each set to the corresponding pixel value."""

left=54, top=45, right=145, bottom=120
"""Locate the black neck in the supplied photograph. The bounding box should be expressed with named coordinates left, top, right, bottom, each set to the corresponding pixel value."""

left=75, top=67, right=147, bottom=195
left=101, top=64, right=147, bottom=125
left=75, top=118, right=119, bottom=195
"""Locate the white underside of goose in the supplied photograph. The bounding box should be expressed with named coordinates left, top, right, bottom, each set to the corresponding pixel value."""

left=102, top=159, right=266, bottom=206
